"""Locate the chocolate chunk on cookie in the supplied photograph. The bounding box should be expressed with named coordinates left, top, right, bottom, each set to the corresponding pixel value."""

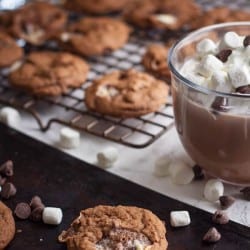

left=9, top=51, right=89, bottom=96
left=191, top=7, right=250, bottom=30
left=58, top=205, right=167, bottom=250
left=10, top=2, right=67, bottom=45
left=64, top=0, right=131, bottom=14
left=0, top=32, right=23, bottom=68
left=0, top=201, right=15, bottom=249
left=59, top=17, right=130, bottom=57
left=85, top=69, right=169, bottom=118
left=124, top=0, right=201, bottom=30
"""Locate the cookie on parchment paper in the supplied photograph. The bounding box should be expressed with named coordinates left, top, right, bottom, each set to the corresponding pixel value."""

left=58, top=205, right=167, bottom=250
left=9, top=51, right=89, bottom=97
left=0, top=201, right=15, bottom=249
left=59, top=17, right=130, bottom=57
left=85, top=69, right=169, bottom=118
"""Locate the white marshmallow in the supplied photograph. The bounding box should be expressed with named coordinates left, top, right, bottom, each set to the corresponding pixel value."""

left=97, top=147, right=118, bottom=169
left=154, top=156, right=172, bottom=177
left=197, top=54, right=224, bottom=78
left=180, top=58, right=200, bottom=75
left=211, top=71, right=232, bottom=92
left=228, top=65, right=250, bottom=89
left=0, top=186, right=2, bottom=192
left=42, top=207, right=63, bottom=225
left=59, top=127, right=80, bottom=149
left=169, top=161, right=194, bottom=185
left=219, top=32, right=242, bottom=49
left=0, top=107, right=21, bottom=127
left=170, top=211, right=191, bottom=227
left=154, top=14, right=177, bottom=25
left=204, top=179, right=224, bottom=202
left=196, top=38, right=217, bottom=55
left=185, top=73, right=207, bottom=86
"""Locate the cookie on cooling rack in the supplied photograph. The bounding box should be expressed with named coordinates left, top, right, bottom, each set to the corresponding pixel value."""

left=0, top=201, right=15, bottom=249
left=58, top=17, right=130, bottom=57
left=9, top=1, right=67, bottom=45
left=9, top=51, right=89, bottom=96
left=142, top=40, right=176, bottom=83
left=64, top=0, right=131, bottom=14
left=124, top=0, right=201, bottom=30
left=0, top=32, right=23, bottom=68
left=58, top=205, right=167, bottom=250
left=190, top=7, right=250, bottom=29
left=85, top=69, right=169, bottom=118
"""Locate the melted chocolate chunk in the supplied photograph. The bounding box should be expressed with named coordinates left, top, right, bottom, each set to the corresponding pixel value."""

left=219, top=195, right=235, bottom=210
left=192, top=165, right=205, bottom=180
left=211, top=97, right=229, bottom=112
left=203, top=227, right=221, bottom=243
left=15, top=202, right=31, bottom=220
left=212, top=210, right=229, bottom=224
left=243, top=35, right=250, bottom=47
left=235, top=85, right=250, bottom=94
left=216, top=49, right=232, bottom=62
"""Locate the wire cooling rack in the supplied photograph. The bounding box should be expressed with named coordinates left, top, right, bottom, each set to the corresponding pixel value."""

left=0, top=30, right=175, bottom=148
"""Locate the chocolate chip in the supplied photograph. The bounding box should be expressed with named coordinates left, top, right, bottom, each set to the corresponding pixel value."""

left=243, top=35, right=250, bottom=47
left=192, top=165, right=205, bottom=180
left=240, top=187, right=250, bottom=201
left=203, top=227, right=221, bottom=243
left=30, top=195, right=45, bottom=210
left=212, top=210, right=229, bottom=224
left=0, top=175, right=6, bottom=186
left=219, top=195, right=235, bottom=210
left=211, top=97, right=229, bottom=112
left=29, top=206, right=44, bottom=222
left=0, top=160, right=14, bottom=177
left=0, top=182, right=17, bottom=199
left=14, top=202, right=31, bottom=220
left=235, top=85, right=250, bottom=94
left=216, top=49, right=232, bottom=62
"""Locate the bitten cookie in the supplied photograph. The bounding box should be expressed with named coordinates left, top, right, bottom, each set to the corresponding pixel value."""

left=9, top=51, right=89, bottom=96
left=9, top=2, right=67, bottom=45
left=85, top=69, right=169, bottom=118
left=64, top=0, right=130, bottom=14
left=142, top=40, right=176, bottom=83
left=191, top=7, right=250, bottom=29
left=0, top=201, right=15, bottom=249
left=59, top=17, right=130, bottom=57
left=58, top=205, right=167, bottom=250
left=124, top=0, right=201, bottom=30
left=0, top=32, right=23, bottom=68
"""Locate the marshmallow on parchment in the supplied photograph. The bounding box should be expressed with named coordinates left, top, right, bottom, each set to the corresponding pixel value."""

left=0, top=107, right=21, bottom=127
left=97, top=147, right=118, bottom=169
left=169, top=160, right=194, bottom=185
left=197, top=54, right=224, bottom=78
left=42, top=207, right=63, bottom=225
left=196, top=38, right=217, bottom=56
left=219, top=31, right=241, bottom=50
left=154, top=156, right=172, bottom=177
left=170, top=211, right=191, bottom=227
left=228, top=65, right=250, bottom=89
left=59, top=127, right=80, bottom=149
left=204, top=179, right=224, bottom=202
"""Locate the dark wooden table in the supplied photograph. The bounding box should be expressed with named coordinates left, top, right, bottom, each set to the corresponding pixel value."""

left=0, top=124, right=249, bottom=250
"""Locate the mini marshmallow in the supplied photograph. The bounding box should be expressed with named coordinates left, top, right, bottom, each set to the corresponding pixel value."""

left=42, top=207, right=63, bottom=225
left=197, top=54, right=224, bottom=78
left=59, top=127, right=80, bottom=149
left=170, top=211, right=191, bottom=227
left=154, top=14, right=178, bottom=26
left=185, top=73, right=206, bottom=86
left=0, top=107, right=21, bottom=127
left=97, top=147, right=118, bottom=169
left=169, top=161, right=194, bottom=185
left=219, top=31, right=241, bottom=50
left=228, top=65, right=250, bottom=89
left=211, top=71, right=232, bottom=92
left=196, top=38, right=217, bottom=55
left=204, top=179, right=224, bottom=202
left=154, top=156, right=172, bottom=177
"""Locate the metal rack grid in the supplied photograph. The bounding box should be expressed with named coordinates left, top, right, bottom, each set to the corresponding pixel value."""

left=0, top=30, right=175, bottom=148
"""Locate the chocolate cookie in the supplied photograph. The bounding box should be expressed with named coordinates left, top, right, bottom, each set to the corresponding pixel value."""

left=142, top=40, right=176, bottom=82
left=10, top=2, right=67, bottom=45
left=191, top=7, right=250, bottom=29
left=124, top=0, right=201, bottom=30
left=0, top=12, right=14, bottom=33
left=85, top=69, right=169, bottom=118
left=64, top=0, right=130, bottom=14
left=0, top=32, right=23, bottom=68
left=9, top=51, right=89, bottom=96
left=59, top=17, right=130, bottom=57
left=58, top=205, right=167, bottom=250
left=0, top=201, right=15, bottom=249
